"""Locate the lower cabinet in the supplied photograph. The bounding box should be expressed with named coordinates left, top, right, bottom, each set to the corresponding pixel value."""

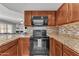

left=49, top=38, right=54, bottom=56
left=53, top=39, right=63, bottom=56
left=55, top=45, right=62, bottom=56
left=63, top=45, right=79, bottom=56
left=49, top=38, right=63, bottom=56
left=1, top=45, right=17, bottom=56
left=0, top=37, right=30, bottom=56
left=0, top=37, right=79, bottom=56
left=0, top=40, right=18, bottom=56
left=50, top=38, right=79, bottom=56
left=17, top=37, right=30, bottom=56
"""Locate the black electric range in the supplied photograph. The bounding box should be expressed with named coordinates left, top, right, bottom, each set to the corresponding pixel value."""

left=30, top=30, right=49, bottom=56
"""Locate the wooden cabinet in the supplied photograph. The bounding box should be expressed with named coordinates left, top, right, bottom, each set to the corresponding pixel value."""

left=54, top=40, right=63, bottom=56
left=1, top=45, right=17, bottom=56
left=32, top=11, right=49, bottom=16
left=53, top=39, right=79, bottom=56
left=49, top=38, right=63, bottom=56
left=24, top=11, right=55, bottom=26
left=18, top=37, right=30, bottom=56
left=48, top=12, right=55, bottom=26
left=63, top=45, right=79, bottom=56
left=0, top=40, right=18, bottom=56
left=68, top=3, right=79, bottom=23
left=49, top=38, right=79, bottom=56
left=56, top=3, right=79, bottom=25
left=32, top=11, right=55, bottom=26
left=49, top=38, right=54, bottom=56
left=24, top=11, right=32, bottom=26
left=56, top=4, right=68, bottom=25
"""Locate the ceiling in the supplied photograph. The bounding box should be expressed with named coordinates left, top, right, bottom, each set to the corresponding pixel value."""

left=1, top=3, right=63, bottom=13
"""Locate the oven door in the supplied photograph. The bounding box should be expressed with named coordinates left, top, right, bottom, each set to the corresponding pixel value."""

left=30, top=37, right=49, bottom=51
left=30, top=37, right=49, bottom=55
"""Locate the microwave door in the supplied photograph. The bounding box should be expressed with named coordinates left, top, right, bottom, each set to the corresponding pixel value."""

left=32, top=16, right=48, bottom=26
left=33, top=19, right=44, bottom=26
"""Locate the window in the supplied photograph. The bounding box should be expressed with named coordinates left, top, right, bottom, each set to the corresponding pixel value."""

left=7, top=24, right=13, bottom=33
left=0, top=22, right=13, bottom=33
left=0, top=23, right=7, bottom=33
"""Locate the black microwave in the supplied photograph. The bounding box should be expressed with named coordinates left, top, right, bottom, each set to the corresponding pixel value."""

left=32, top=16, right=48, bottom=26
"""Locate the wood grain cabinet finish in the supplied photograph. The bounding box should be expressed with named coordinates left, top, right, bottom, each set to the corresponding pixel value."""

left=24, top=11, right=32, bottom=26
left=31, top=11, right=49, bottom=16
left=48, top=12, right=55, bottom=26
left=54, top=40, right=63, bottom=56
left=49, top=38, right=54, bottom=56
left=63, top=45, right=79, bottom=56
left=1, top=45, right=17, bottom=56
left=56, top=3, right=79, bottom=25
left=50, top=38, right=79, bottom=56
left=32, top=11, right=55, bottom=26
left=0, top=40, right=18, bottom=56
left=17, top=37, right=30, bottom=56
left=68, top=3, right=79, bottom=23
left=49, top=38, right=63, bottom=56
left=56, top=4, right=68, bottom=25
left=24, top=11, right=55, bottom=26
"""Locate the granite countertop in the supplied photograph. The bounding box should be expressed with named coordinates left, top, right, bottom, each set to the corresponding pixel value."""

left=49, top=33, right=79, bottom=53
left=0, top=33, right=79, bottom=53
left=0, top=34, right=30, bottom=46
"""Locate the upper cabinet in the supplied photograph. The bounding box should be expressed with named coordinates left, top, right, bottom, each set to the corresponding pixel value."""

left=32, top=11, right=49, bottom=16
left=56, top=4, right=68, bottom=25
left=48, top=12, right=55, bottom=26
left=32, top=11, right=55, bottom=26
left=68, top=3, right=79, bottom=23
left=24, top=11, right=55, bottom=26
left=24, top=11, right=32, bottom=26
left=24, top=4, right=79, bottom=26
left=56, top=3, right=79, bottom=26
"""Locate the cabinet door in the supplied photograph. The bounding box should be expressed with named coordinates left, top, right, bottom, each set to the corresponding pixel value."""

left=63, top=45, right=79, bottom=56
left=1, top=45, right=17, bottom=56
left=22, top=38, right=30, bottom=56
left=0, top=40, right=18, bottom=56
left=54, top=40, right=63, bottom=56
left=49, top=38, right=53, bottom=56
left=68, top=3, right=79, bottom=23
left=56, top=4, right=68, bottom=25
left=24, top=11, right=32, bottom=26
left=55, top=46, right=62, bottom=56
left=48, top=12, right=55, bottom=26
left=18, top=38, right=30, bottom=56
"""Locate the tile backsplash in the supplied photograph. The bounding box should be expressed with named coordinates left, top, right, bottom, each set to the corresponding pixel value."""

left=26, top=26, right=58, bottom=35
left=59, top=22, right=79, bottom=39
left=25, top=22, right=79, bottom=39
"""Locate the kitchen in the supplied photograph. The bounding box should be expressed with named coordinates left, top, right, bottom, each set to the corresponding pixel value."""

left=0, top=3, right=79, bottom=56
